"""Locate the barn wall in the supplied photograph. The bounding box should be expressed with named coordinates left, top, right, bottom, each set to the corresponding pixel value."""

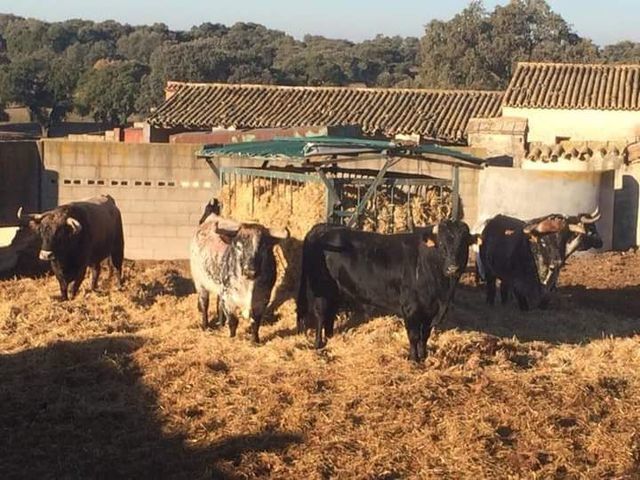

left=0, top=141, right=42, bottom=226
left=478, top=167, right=615, bottom=250
left=614, top=163, right=640, bottom=249
left=503, top=107, right=640, bottom=144
left=42, top=140, right=214, bottom=260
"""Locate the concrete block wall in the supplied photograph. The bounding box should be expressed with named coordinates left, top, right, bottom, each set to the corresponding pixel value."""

left=42, top=140, right=215, bottom=260
left=6, top=140, right=484, bottom=260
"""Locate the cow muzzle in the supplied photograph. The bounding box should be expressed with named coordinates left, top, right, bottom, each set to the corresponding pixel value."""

left=39, top=250, right=55, bottom=261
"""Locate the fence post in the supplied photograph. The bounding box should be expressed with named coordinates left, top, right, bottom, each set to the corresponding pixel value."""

left=451, top=165, right=460, bottom=220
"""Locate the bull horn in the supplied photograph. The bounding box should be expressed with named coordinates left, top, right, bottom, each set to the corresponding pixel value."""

left=432, top=224, right=439, bottom=235
left=66, top=217, right=82, bottom=234
left=568, top=223, right=586, bottom=234
left=215, top=219, right=241, bottom=234
left=268, top=227, right=290, bottom=240
left=17, top=207, right=43, bottom=222
left=581, top=206, right=601, bottom=224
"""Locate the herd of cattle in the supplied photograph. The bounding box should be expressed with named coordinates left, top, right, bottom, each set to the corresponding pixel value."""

left=15, top=194, right=602, bottom=362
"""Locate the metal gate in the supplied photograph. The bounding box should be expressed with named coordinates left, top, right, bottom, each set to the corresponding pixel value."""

left=219, top=165, right=458, bottom=233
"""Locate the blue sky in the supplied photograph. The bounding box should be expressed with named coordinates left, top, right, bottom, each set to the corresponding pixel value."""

left=0, top=0, right=637, bottom=46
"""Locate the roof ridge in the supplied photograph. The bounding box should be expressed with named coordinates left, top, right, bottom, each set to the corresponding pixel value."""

left=515, top=61, right=640, bottom=69
left=165, top=80, right=504, bottom=96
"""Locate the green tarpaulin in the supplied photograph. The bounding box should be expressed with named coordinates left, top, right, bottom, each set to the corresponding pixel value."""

left=197, top=136, right=484, bottom=166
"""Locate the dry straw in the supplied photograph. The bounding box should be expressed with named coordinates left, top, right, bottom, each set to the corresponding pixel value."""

left=1, top=243, right=639, bottom=478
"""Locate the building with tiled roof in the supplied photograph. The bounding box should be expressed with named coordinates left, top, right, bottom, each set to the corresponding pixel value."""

left=146, top=82, right=504, bottom=145
left=502, top=62, right=640, bottom=143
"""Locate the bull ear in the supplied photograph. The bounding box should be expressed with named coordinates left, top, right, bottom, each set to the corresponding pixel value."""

left=267, top=227, right=289, bottom=241
left=66, top=217, right=82, bottom=234
left=420, top=225, right=438, bottom=248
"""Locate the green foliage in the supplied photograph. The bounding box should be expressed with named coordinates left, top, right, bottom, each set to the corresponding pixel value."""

left=0, top=2, right=637, bottom=132
left=602, top=41, right=640, bottom=63
left=418, top=0, right=600, bottom=89
left=0, top=50, right=74, bottom=135
left=75, top=61, right=149, bottom=126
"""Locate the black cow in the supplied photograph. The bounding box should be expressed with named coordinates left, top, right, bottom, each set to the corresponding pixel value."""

left=296, top=220, right=479, bottom=362
left=477, top=208, right=601, bottom=310
left=18, top=195, right=124, bottom=300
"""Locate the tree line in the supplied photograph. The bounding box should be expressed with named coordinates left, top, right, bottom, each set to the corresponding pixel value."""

left=0, top=0, right=638, bottom=135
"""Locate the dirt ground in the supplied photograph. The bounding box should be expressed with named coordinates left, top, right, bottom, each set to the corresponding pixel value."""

left=1, top=251, right=639, bottom=479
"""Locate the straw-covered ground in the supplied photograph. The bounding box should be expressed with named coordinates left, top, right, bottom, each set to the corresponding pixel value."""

left=1, top=249, right=640, bottom=479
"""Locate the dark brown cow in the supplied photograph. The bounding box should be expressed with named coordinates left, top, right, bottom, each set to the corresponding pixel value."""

left=18, top=195, right=125, bottom=300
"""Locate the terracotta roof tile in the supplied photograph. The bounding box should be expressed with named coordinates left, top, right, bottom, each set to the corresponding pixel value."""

left=148, top=82, right=504, bottom=144
left=504, top=62, right=640, bottom=110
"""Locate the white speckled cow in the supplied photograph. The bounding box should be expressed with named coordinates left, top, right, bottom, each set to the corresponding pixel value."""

left=189, top=199, right=289, bottom=343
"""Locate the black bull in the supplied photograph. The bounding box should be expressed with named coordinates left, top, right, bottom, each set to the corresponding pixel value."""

left=478, top=209, right=602, bottom=310
left=18, top=195, right=125, bottom=300
left=296, top=220, right=479, bottom=362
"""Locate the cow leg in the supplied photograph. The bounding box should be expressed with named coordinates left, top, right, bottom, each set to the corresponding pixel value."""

left=500, top=280, right=510, bottom=305
left=417, top=320, right=432, bottom=362
left=69, top=265, right=87, bottom=299
left=57, top=277, right=69, bottom=301
left=51, top=262, right=68, bottom=301
left=324, top=300, right=338, bottom=339
left=228, top=314, right=239, bottom=338
left=485, top=273, right=497, bottom=306
left=311, top=297, right=328, bottom=349
left=90, top=262, right=101, bottom=291
left=250, top=316, right=261, bottom=344
left=403, top=316, right=422, bottom=362
left=216, top=296, right=227, bottom=327
left=111, top=244, right=124, bottom=289
left=198, top=289, right=210, bottom=329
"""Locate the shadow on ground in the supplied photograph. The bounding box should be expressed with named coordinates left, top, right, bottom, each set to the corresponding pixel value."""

left=0, top=336, right=302, bottom=479
left=442, top=283, right=640, bottom=344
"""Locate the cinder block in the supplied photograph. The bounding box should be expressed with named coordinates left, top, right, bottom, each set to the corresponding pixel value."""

left=124, top=236, right=144, bottom=249
left=134, top=201, right=158, bottom=213
left=178, top=225, right=196, bottom=238
left=121, top=212, right=143, bottom=225
left=73, top=166, right=97, bottom=178
left=124, top=247, right=151, bottom=260
left=162, top=201, right=192, bottom=214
